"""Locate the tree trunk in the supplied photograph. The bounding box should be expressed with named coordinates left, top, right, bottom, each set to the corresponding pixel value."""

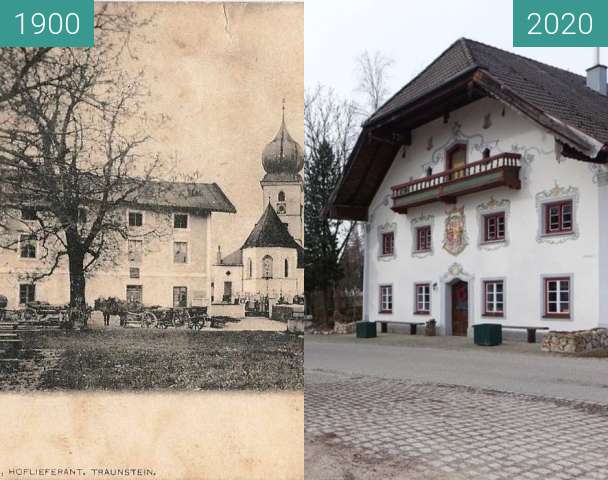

left=66, top=236, right=87, bottom=308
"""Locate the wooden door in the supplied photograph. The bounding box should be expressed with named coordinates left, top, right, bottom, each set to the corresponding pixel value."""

left=451, top=281, right=468, bottom=336
left=223, top=281, right=233, bottom=303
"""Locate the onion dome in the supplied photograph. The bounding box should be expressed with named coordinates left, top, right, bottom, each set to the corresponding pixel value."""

left=262, top=107, right=304, bottom=181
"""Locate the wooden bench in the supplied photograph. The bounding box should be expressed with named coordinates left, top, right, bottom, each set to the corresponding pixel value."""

left=502, top=325, right=549, bottom=343
left=377, top=321, right=426, bottom=335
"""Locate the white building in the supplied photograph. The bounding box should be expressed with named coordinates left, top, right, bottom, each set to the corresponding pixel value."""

left=211, top=112, right=305, bottom=306
left=328, top=39, right=608, bottom=335
left=0, top=182, right=235, bottom=309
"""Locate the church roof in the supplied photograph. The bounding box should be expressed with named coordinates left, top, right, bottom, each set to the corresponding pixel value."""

left=262, top=108, right=304, bottom=183
left=241, top=203, right=301, bottom=250
left=219, top=248, right=243, bottom=266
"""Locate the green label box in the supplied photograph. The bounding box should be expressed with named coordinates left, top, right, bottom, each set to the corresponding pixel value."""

left=0, top=0, right=94, bottom=48
left=513, top=0, right=608, bottom=47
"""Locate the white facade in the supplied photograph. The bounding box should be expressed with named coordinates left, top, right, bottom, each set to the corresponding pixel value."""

left=364, top=97, right=607, bottom=334
left=0, top=208, right=215, bottom=309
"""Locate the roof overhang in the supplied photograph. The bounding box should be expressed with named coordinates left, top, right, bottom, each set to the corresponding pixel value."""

left=327, top=67, right=608, bottom=221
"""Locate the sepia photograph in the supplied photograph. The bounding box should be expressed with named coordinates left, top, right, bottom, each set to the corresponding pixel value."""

left=0, top=2, right=304, bottom=393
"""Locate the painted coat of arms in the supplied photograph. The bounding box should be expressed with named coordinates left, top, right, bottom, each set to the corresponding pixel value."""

left=443, top=206, right=468, bottom=255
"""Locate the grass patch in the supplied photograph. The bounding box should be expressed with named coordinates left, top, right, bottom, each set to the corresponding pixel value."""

left=11, top=329, right=303, bottom=391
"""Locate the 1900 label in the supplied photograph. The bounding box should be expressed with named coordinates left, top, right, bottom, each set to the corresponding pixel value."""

left=0, top=0, right=93, bottom=48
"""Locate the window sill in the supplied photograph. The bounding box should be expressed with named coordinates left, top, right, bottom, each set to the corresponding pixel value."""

left=414, top=311, right=430, bottom=315
left=482, top=313, right=504, bottom=318
left=543, top=314, right=571, bottom=320
left=379, top=310, right=393, bottom=314
left=481, top=239, right=506, bottom=245
left=541, top=231, right=574, bottom=238
left=413, top=249, right=431, bottom=254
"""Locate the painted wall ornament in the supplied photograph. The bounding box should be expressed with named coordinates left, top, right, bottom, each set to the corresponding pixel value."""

left=443, top=206, right=468, bottom=256
left=535, top=183, right=580, bottom=244
left=476, top=197, right=511, bottom=250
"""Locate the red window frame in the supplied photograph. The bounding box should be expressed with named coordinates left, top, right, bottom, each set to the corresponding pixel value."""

left=416, top=226, right=431, bottom=252
left=483, top=212, right=505, bottom=242
left=382, top=232, right=394, bottom=256
left=544, top=277, right=571, bottom=319
left=414, top=283, right=431, bottom=314
left=483, top=280, right=504, bottom=317
left=379, top=285, right=393, bottom=314
left=544, top=200, right=573, bottom=235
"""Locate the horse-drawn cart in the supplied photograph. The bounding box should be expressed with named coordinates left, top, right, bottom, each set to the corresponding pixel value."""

left=96, top=298, right=210, bottom=330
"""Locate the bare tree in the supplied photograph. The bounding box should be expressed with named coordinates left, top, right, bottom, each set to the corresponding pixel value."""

left=354, top=50, right=395, bottom=117
left=0, top=6, right=167, bottom=310
left=0, top=5, right=145, bottom=107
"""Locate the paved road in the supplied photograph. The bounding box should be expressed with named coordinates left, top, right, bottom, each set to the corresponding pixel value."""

left=305, top=335, right=608, bottom=403
left=306, top=370, right=608, bottom=480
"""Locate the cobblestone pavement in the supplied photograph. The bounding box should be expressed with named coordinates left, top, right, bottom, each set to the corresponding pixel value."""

left=306, top=371, right=608, bottom=480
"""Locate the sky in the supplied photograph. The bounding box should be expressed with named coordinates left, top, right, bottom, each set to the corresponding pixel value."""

left=305, top=0, right=605, bottom=103
left=112, top=3, right=303, bottom=256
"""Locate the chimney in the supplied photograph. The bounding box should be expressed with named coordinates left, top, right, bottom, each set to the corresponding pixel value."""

left=587, top=47, right=607, bottom=95
left=217, top=245, right=222, bottom=264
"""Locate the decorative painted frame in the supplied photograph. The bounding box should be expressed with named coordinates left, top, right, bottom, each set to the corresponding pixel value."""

left=410, top=214, right=434, bottom=258
left=480, top=276, right=507, bottom=319
left=377, top=222, right=397, bottom=261
left=476, top=197, right=510, bottom=251
left=540, top=273, right=574, bottom=321
left=535, top=184, right=580, bottom=244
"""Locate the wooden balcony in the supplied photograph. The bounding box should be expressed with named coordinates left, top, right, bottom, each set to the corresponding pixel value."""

left=391, top=153, right=522, bottom=214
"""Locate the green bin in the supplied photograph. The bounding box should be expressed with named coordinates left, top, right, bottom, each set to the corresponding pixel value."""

left=356, top=321, right=377, bottom=338
left=474, top=323, right=502, bottom=346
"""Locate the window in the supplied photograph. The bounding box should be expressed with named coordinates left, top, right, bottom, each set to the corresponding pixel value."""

left=482, top=148, right=491, bottom=159
left=544, top=201, right=572, bottom=235
left=484, top=212, right=505, bottom=242
left=544, top=277, right=570, bottom=318
left=416, top=226, right=432, bottom=252
left=19, top=234, right=37, bottom=259
left=21, top=208, right=37, bottom=221
left=126, top=285, right=143, bottom=304
left=284, top=259, right=289, bottom=278
left=248, top=258, right=253, bottom=278
left=129, top=267, right=140, bottom=279
left=425, top=167, right=433, bottom=177
left=382, top=232, right=394, bottom=256
left=278, top=191, right=285, bottom=202
left=19, top=284, right=35, bottom=305
left=174, top=213, right=188, bottom=229
left=415, top=283, right=431, bottom=314
left=173, top=242, right=188, bottom=264
left=483, top=280, right=504, bottom=317
left=128, top=240, right=143, bottom=263
left=128, top=211, right=143, bottom=227
left=447, top=144, right=467, bottom=180
left=173, top=287, right=188, bottom=308
left=262, top=255, right=273, bottom=279
left=380, top=285, right=393, bottom=313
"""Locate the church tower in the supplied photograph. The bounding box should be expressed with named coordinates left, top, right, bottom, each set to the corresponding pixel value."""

left=260, top=105, right=304, bottom=246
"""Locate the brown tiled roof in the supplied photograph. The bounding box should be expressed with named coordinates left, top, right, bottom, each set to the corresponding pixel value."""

left=129, top=181, right=236, bottom=214
left=241, top=203, right=301, bottom=250
left=328, top=38, right=608, bottom=221
left=368, top=38, right=608, bottom=144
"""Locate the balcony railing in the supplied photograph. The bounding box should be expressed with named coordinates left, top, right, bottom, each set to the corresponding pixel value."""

left=391, top=153, right=522, bottom=213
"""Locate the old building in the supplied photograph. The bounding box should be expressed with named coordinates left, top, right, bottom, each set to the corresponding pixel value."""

left=328, top=39, right=608, bottom=335
left=0, top=182, right=235, bottom=309
left=212, top=111, right=304, bottom=306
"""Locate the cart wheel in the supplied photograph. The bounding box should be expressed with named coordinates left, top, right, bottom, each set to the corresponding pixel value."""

left=142, top=311, right=157, bottom=329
